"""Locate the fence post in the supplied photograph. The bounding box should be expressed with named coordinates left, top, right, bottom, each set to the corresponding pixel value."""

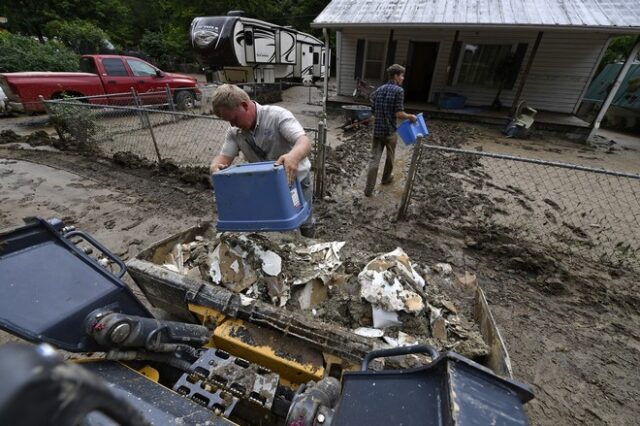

left=314, top=120, right=326, bottom=198
left=132, top=87, right=163, bottom=163
left=39, top=95, right=66, bottom=143
left=165, top=84, right=176, bottom=112
left=397, top=135, right=425, bottom=220
left=165, top=84, right=179, bottom=123
left=131, top=88, right=147, bottom=128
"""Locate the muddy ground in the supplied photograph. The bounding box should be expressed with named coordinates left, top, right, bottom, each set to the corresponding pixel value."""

left=1, top=86, right=640, bottom=425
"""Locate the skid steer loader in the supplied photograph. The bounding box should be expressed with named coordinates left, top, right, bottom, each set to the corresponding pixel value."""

left=0, top=218, right=534, bottom=426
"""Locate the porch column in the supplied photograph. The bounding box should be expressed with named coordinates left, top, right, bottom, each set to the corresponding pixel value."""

left=323, top=27, right=330, bottom=114
left=510, top=31, right=544, bottom=116
left=446, top=30, right=460, bottom=85
left=587, top=35, right=640, bottom=141
left=385, top=29, right=395, bottom=67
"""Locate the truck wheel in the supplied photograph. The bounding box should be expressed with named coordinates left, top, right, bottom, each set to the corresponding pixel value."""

left=175, top=91, right=195, bottom=111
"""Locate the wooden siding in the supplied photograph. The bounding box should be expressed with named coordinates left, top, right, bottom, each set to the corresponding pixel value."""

left=523, top=31, right=610, bottom=113
left=336, top=30, right=342, bottom=94
left=337, top=28, right=610, bottom=113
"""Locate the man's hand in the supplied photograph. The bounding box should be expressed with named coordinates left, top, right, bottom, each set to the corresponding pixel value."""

left=397, top=111, right=418, bottom=123
left=210, top=162, right=228, bottom=175
left=210, top=154, right=234, bottom=175
left=275, top=152, right=300, bottom=185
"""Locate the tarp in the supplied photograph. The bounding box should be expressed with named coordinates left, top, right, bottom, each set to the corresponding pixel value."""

left=584, top=63, right=640, bottom=110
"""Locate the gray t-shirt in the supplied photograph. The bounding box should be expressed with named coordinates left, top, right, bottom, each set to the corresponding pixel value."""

left=220, top=102, right=311, bottom=179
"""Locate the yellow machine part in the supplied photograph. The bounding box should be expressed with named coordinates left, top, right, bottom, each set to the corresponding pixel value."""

left=137, top=365, right=160, bottom=382
left=189, top=304, right=325, bottom=384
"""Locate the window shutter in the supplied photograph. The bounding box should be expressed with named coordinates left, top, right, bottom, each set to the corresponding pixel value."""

left=355, top=39, right=365, bottom=80
left=386, top=40, right=397, bottom=68
left=505, top=43, right=528, bottom=90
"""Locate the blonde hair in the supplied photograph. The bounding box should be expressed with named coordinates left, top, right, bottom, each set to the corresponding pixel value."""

left=211, top=84, right=251, bottom=116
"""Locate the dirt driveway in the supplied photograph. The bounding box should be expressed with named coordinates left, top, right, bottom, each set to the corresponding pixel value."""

left=1, top=87, right=640, bottom=425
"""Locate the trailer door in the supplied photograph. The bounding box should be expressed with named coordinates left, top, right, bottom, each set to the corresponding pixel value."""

left=252, top=26, right=276, bottom=64
left=279, top=30, right=296, bottom=64
left=312, top=45, right=323, bottom=77
left=298, top=43, right=314, bottom=79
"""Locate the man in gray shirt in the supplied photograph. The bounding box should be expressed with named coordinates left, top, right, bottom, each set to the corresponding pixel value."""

left=210, top=84, right=315, bottom=237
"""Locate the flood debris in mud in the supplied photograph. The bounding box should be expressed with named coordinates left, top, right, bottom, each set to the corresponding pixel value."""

left=160, top=232, right=489, bottom=359
left=358, top=248, right=426, bottom=327
left=0, top=129, right=71, bottom=150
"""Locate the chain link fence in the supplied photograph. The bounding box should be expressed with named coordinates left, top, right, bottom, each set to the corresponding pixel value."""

left=44, top=99, right=227, bottom=167
left=42, top=88, right=325, bottom=190
left=399, top=140, right=640, bottom=270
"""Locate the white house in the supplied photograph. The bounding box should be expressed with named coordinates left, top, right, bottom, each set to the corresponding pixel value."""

left=312, top=0, right=640, bottom=116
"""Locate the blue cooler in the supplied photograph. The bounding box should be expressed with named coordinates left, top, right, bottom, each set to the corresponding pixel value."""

left=397, top=113, right=429, bottom=145
left=212, top=161, right=310, bottom=232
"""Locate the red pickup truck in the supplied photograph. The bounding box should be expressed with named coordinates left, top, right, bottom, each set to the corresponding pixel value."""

left=0, top=54, right=201, bottom=113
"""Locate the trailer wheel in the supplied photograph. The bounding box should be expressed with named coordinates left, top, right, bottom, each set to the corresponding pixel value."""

left=175, top=91, right=195, bottom=111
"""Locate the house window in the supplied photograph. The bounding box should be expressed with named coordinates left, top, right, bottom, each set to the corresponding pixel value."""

left=364, top=41, right=385, bottom=80
left=456, top=43, right=526, bottom=88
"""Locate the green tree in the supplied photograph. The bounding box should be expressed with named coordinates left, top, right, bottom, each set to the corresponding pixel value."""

left=140, top=29, right=187, bottom=68
left=0, top=32, right=79, bottom=72
left=44, top=20, right=111, bottom=54
left=598, top=36, right=637, bottom=73
left=0, top=0, right=332, bottom=66
left=0, top=0, right=59, bottom=42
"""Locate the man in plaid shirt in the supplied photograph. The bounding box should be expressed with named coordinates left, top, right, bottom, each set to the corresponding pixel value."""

left=365, top=64, right=416, bottom=197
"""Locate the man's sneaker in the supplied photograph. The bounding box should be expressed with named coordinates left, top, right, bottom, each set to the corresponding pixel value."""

left=300, top=225, right=316, bottom=238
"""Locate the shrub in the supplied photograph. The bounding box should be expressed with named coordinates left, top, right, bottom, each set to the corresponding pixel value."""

left=47, top=102, right=104, bottom=150
left=139, top=28, right=191, bottom=70
left=44, top=20, right=112, bottom=54
left=0, top=32, right=79, bottom=72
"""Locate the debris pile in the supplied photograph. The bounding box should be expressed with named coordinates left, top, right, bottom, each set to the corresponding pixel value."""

left=358, top=248, right=425, bottom=328
left=161, top=232, right=488, bottom=359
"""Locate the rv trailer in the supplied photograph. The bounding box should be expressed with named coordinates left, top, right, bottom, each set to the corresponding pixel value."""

left=190, top=14, right=325, bottom=84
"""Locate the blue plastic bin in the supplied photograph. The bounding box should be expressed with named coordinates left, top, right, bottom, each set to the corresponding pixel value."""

left=436, top=92, right=466, bottom=109
left=397, top=113, right=429, bottom=145
left=212, top=161, right=310, bottom=232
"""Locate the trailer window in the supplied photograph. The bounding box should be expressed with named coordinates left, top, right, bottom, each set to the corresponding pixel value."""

left=244, top=30, right=253, bottom=46
left=127, top=59, right=157, bottom=77
left=102, top=58, right=128, bottom=77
